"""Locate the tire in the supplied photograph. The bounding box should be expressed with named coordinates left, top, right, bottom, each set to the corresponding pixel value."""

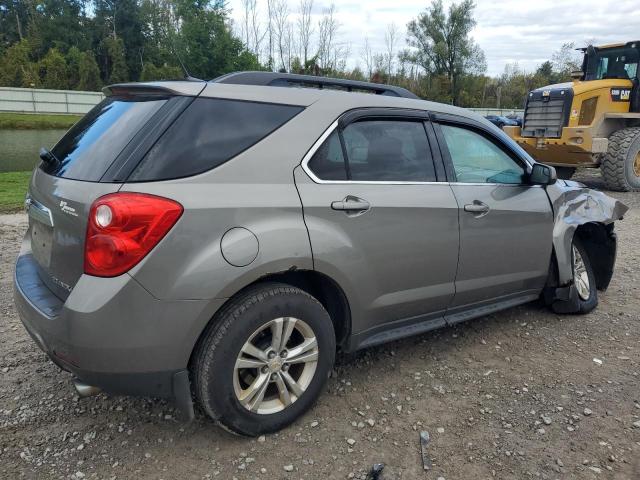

left=555, top=167, right=576, bottom=180
left=600, top=127, right=640, bottom=191
left=552, top=236, right=598, bottom=314
left=193, top=282, right=336, bottom=436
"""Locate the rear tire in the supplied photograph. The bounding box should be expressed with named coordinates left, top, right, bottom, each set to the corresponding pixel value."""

left=600, top=127, right=640, bottom=191
left=193, top=283, right=335, bottom=436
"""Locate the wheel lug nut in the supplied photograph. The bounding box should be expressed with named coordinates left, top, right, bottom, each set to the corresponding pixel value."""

left=280, top=350, right=288, bottom=358
left=268, top=351, right=276, bottom=359
left=261, top=366, right=269, bottom=374
left=270, top=373, right=278, bottom=381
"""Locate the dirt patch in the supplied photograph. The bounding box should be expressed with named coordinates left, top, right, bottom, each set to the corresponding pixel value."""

left=1, top=173, right=639, bottom=479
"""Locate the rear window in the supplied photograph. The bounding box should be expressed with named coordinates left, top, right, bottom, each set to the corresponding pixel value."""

left=129, top=98, right=304, bottom=181
left=44, top=96, right=167, bottom=181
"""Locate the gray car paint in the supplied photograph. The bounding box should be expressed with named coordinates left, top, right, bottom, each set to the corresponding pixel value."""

left=448, top=183, right=553, bottom=308
left=13, top=79, right=628, bottom=413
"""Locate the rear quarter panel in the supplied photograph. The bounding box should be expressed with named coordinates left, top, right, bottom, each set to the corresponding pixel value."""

left=122, top=103, right=338, bottom=301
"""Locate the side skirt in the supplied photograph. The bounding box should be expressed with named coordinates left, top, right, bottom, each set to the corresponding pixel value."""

left=347, top=291, right=540, bottom=353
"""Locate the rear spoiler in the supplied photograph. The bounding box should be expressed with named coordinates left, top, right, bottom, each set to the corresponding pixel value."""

left=103, top=81, right=206, bottom=98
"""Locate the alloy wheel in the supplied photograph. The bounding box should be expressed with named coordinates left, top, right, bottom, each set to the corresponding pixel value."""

left=572, top=245, right=591, bottom=301
left=233, top=317, right=319, bottom=415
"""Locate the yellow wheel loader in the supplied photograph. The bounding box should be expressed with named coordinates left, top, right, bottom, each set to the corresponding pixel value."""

left=505, top=41, right=640, bottom=191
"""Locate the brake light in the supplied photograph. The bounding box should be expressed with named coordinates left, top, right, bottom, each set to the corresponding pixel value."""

left=84, top=193, right=183, bottom=277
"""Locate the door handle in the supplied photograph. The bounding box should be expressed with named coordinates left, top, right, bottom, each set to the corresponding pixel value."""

left=464, top=201, right=490, bottom=217
left=331, top=196, right=370, bottom=213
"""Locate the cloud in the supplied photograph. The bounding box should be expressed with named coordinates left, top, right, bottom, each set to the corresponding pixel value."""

left=226, top=0, right=640, bottom=76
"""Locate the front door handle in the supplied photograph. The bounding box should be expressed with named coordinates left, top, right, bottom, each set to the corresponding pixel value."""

left=464, top=201, right=490, bottom=217
left=331, top=196, right=371, bottom=214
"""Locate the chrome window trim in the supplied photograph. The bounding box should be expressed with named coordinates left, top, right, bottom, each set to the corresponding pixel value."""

left=300, top=118, right=539, bottom=187
left=300, top=120, right=444, bottom=185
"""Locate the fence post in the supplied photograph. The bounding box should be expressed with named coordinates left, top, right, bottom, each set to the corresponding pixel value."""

left=31, top=88, right=36, bottom=113
left=65, top=92, right=69, bottom=113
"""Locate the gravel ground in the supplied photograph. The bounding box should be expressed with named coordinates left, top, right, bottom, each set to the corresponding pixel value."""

left=1, top=171, right=639, bottom=480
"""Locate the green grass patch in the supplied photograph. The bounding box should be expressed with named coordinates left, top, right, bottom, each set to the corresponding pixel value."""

left=0, top=171, right=31, bottom=213
left=0, top=112, right=81, bottom=130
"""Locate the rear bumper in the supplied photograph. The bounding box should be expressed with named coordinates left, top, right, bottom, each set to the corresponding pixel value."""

left=13, top=242, right=223, bottom=406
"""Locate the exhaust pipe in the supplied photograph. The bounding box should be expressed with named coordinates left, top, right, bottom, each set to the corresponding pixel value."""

left=72, top=379, right=101, bottom=398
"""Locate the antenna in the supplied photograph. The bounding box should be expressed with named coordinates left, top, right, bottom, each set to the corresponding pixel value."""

left=170, top=42, right=203, bottom=82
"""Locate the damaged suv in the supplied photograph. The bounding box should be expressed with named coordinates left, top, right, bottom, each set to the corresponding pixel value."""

left=14, top=72, right=627, bottom=436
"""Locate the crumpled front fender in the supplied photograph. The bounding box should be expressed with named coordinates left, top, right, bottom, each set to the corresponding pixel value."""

left=546, top=180, right=628, bottom=286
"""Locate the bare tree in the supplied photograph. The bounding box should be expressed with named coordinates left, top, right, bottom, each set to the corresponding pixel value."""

left=361, top=37, right=373, bottom=80
left=266, top=0, right=275, bottom=70
left=316, top=4, right=339, bottom=72
left=238, top=0, right=265, bottom=61
left=272, top=0, right=290, bottom=71
left=384, top=22, right=397, bottom=79
left=240, top=0, right=251, bottom=48
left=297, top=0, right=314, bottom=66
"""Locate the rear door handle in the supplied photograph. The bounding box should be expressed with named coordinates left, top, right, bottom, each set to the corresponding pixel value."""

left=464, top=201, right=490, bottom=217
left=331, top=196, right=371, bottom=213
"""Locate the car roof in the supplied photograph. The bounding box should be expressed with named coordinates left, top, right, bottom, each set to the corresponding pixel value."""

left=105, top=78, right=489, bottom=126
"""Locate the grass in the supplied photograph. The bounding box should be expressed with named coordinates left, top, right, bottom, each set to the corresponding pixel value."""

left=0, top=171, right=31, bottom=213
left=0, top=112, right=81, bottom=130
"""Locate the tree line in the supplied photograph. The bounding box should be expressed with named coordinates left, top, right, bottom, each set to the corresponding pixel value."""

left=0, top=0, right=583, bottom=108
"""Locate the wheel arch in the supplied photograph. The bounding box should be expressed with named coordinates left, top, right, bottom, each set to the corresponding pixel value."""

left=573, top=222, right=617, bottom=291
left=188, top=269, right=352, bottom=369
left=546, top=221, right=617, bottom=295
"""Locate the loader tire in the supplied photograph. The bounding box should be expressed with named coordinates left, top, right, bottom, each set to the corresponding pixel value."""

left=600, top=127, right=640, bottom=192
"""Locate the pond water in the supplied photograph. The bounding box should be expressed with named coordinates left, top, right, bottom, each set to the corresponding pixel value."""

left=0, top=129, right=67, bottom=172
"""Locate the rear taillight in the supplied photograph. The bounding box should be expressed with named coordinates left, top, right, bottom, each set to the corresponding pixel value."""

left=84, top=193, right=183, bottom=277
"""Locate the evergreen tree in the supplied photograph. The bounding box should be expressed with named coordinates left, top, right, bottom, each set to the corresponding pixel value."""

left=40, top=48, right=68, bottom=89
left=66, top=46, right=83, bottom=89
left=0, top=39, right=39, bottom=87
left=78, top=51, right=102, bottom=91
left=105, top=36, right=129, bottom=84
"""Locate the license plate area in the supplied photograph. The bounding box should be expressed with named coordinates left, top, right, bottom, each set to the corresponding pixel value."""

left=31, top=220, right=53, bottom=269
left=28, top=199, right=55, bottom=269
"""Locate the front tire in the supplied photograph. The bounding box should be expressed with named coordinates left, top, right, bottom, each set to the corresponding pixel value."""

left=552, top=237, right=598, bottom=314
left=193, top=283, right=335, bottom=436
left=601, top=127, right=640, bottom=191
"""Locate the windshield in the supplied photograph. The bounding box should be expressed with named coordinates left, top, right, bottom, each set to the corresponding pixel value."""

left=585, top=46, right=639, bottom=81
left=43, top=96, right=167, bottom=181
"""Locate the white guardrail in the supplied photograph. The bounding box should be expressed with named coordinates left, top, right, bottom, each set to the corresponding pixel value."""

left=0, top=86, right=523, bottom=117
left=0, top=87, right=104, bottom=115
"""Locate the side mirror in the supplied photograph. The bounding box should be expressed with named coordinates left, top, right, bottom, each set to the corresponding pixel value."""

left=530, top=163, right=557, bottom=185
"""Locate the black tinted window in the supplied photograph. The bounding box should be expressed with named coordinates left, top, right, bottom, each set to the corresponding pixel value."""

left=307, top=130, right=347, bottom=180
left=130, top=98, right=303, bottom=181
left=342, top=120, right=435, bottom=182
left=45, top=97, right=167, bottom=181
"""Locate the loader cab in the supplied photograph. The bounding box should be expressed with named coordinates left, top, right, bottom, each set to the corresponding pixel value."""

left=581, top=42, right=640, bottom=111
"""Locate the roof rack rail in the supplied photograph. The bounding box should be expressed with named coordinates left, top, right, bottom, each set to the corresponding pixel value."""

left=211, top=71, right=419, bottom=99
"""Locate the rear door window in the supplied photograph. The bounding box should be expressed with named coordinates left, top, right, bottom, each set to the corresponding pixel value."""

left=45, top=96, right=167, bottom=181
left=306, top=130, right=347, bottom=180
left=306, top=119, right=437, bottom=182
left=129, top=98, right=304, bottom=181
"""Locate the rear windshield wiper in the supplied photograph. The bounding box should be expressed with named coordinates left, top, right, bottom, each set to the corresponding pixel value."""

left=39, top=147, right=60, bottom=168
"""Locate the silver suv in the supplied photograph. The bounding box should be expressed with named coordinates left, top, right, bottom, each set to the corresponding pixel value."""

left=14, top=72, right=627, bottom=436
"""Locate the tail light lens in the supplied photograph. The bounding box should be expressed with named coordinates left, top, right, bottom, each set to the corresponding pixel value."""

left=84, top=193, right=183, bottom=277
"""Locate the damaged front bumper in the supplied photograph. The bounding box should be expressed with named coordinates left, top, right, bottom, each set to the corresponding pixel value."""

left=545, top=180, right=628, bottom=306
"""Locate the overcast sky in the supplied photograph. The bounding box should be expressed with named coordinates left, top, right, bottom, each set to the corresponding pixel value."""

left=226, top=0, right=640, bottom=76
